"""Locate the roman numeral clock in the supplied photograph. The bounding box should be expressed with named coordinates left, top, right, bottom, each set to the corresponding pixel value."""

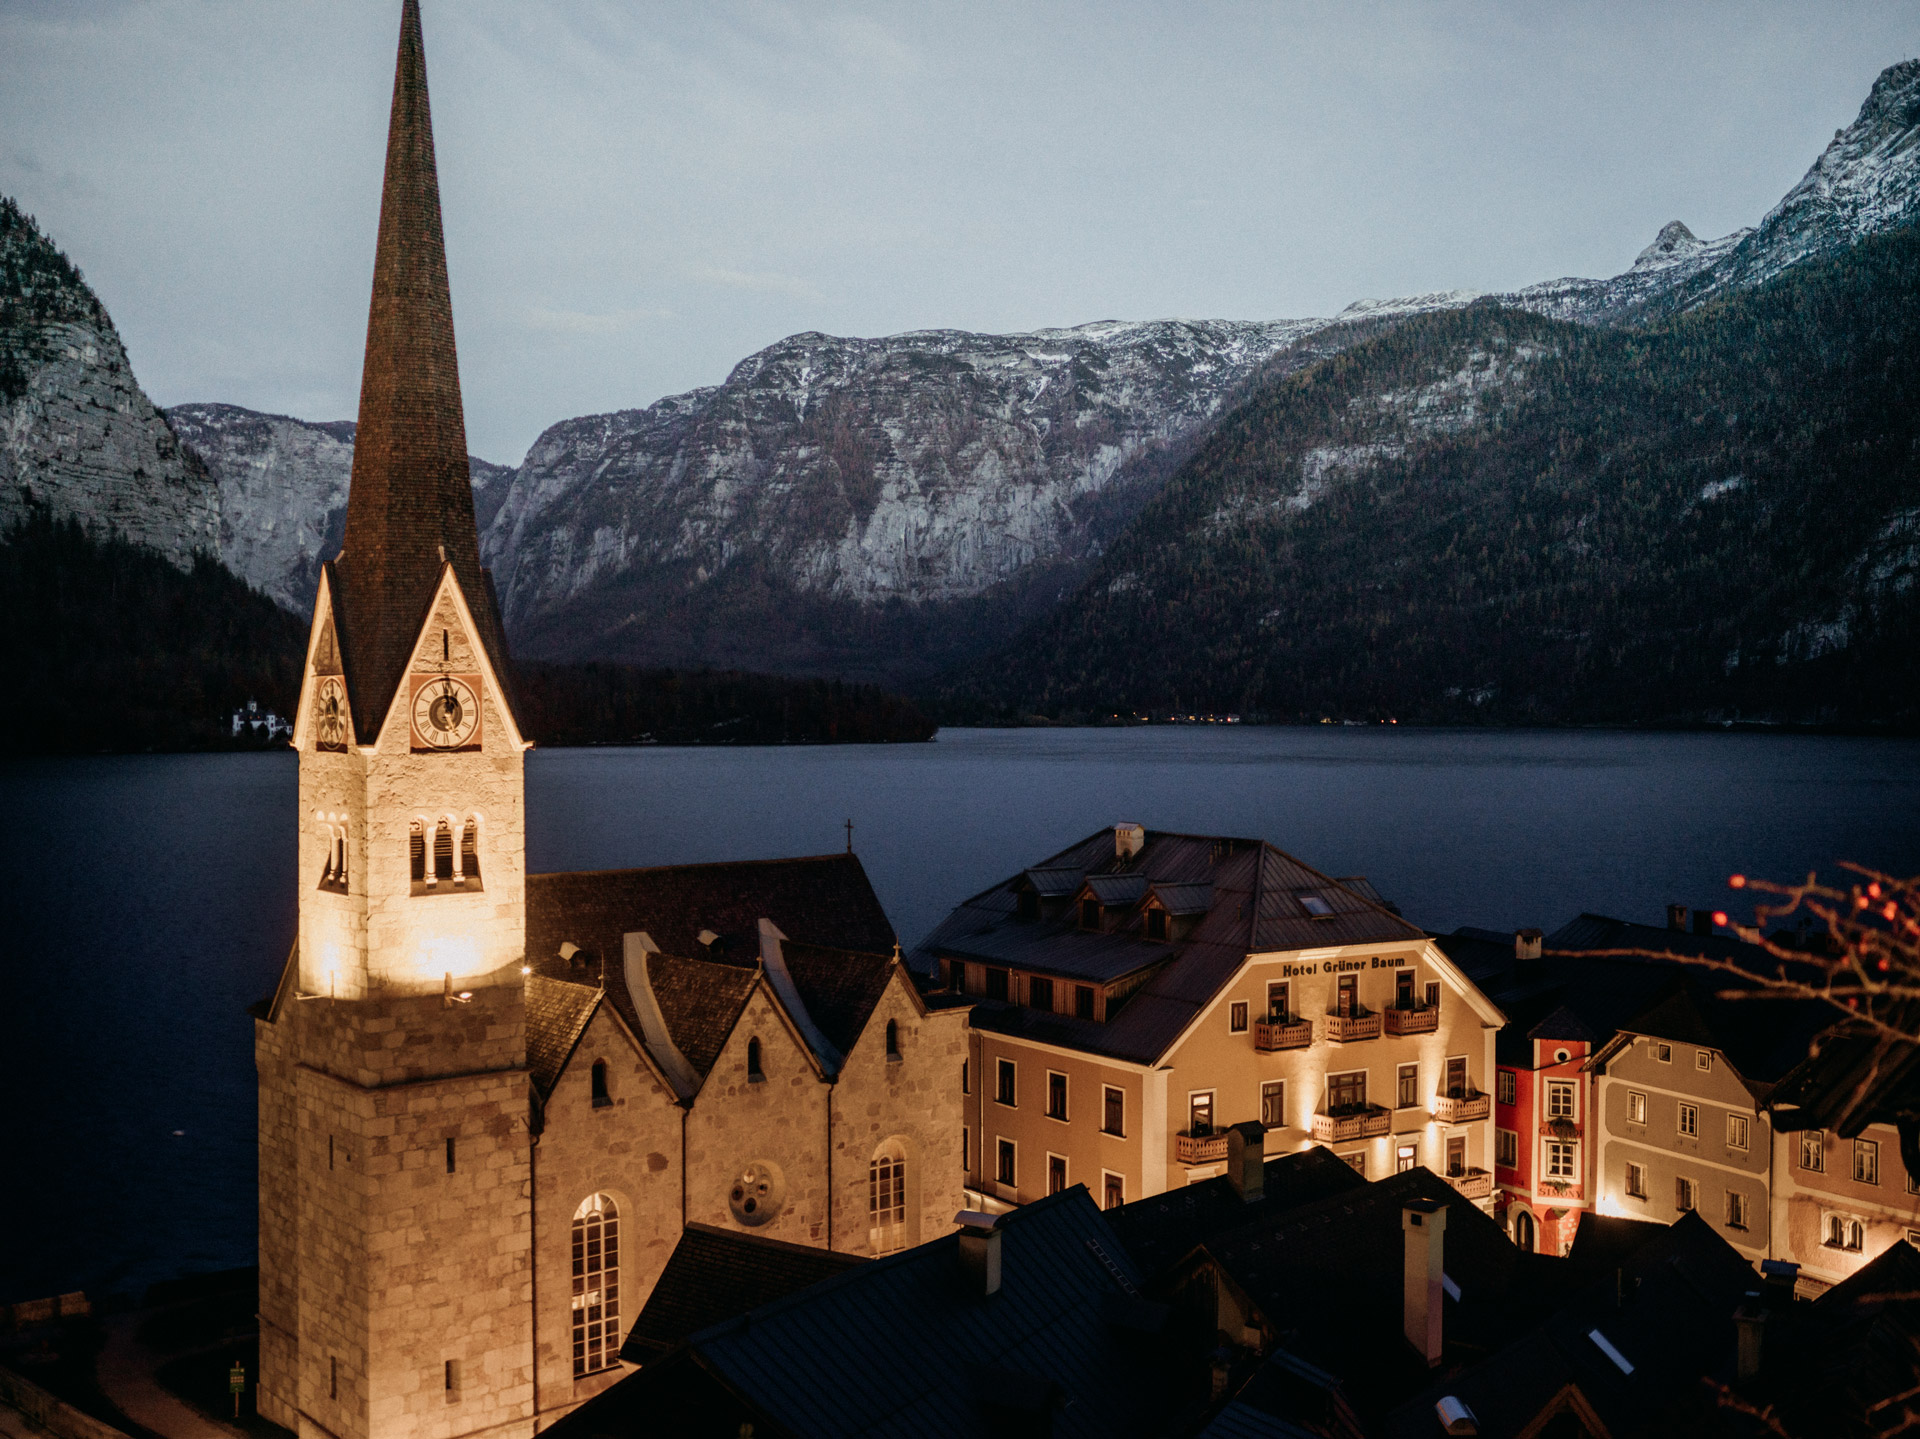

left=410, top=673, right=483, bottom=751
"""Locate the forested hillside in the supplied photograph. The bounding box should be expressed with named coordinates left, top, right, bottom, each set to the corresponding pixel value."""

left=944, top=226, right=1920, bottom=727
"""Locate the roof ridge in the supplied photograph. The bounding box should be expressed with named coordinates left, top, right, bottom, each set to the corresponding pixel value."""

left=529, top=853, right=859, bottom=882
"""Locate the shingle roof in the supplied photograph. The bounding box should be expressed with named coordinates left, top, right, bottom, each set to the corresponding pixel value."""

left=548, top=1188, right=1186, bottom=1439
left=329, top=0, right=516, bottom=743
left=1383, top=1213, right=1756, bottom=1439
left=921, top=828, right=1424, bottom=1064
left=525, top=975, right=600, bottom=1096
left=1104, top=1147, right=1367, bottom=1280
left=523, top=854, right=900, bottom=1089
left=619, top=1224, right=867, bottom=1364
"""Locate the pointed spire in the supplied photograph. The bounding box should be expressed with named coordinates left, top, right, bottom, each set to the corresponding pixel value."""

left=333, top=0, right=514, bottom=741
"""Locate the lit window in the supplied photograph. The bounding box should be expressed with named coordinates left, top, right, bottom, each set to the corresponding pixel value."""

left=1396, top=1145, right=1417, bottom=1174
left=1625, top=1162, right=1647, bottom=1199
left=1261, top=1081, right=1286, bottom=1130
left=1046, top=1072, right=1068, bottom=1122
left=1397, top=1064, right=1419, bottom=1110
left=868, top=1141, right=908, bottom=1254
left=1627, top=1091, right=1647, bottom=1125
left=1827, top=1214, right=1864, bottom=1252
left=1726, top=1114, right=1749, bottom=1152
left=1678, top=1103, right=1699, bottom=1138
left=1547, top=1082, right=1576, bottom=1120
left=1800, top=1132, right=1825, bottom=1172
left=996, top=1059, right=1016, bottom=1107
left=1856, top=1139, right=1881, bottom=1186
left=1546, top=1141, right=1576, bottom=1179
left=1496, top=1070, right=1516, bottom=1106
left=570, top=1194, right=619, bottom=1377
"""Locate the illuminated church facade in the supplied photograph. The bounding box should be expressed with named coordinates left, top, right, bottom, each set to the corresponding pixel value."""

left=252, top=7, right=967, bottom=1438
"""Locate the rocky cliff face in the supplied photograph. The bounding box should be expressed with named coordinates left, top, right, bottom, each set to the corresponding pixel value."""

left=167, top=402, right=512, bottom=616
left=480, top=318, right=1338, bottom=673
left=1, top=198, right=219, bottom=567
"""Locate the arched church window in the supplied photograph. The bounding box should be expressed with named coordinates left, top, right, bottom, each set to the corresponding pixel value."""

left=590, top=1060, right=611, bottom=1109
left=747, top=1038, right=764, bottom=1082
left=570, top=1194, right=619, bottom=1377
left=317, top=814, right=349, bottom=894
left=885, top=1019, right=900, bottom=1059
left=869, top=1141, right=908, bottom=1254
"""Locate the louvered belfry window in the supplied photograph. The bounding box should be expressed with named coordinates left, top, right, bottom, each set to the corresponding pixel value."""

left=571, top=1194, right=619, bottom=1376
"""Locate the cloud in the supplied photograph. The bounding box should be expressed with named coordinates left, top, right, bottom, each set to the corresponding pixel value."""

left=686, top=263, right=822, bottom=302
left=523, top=304, right=670, bottom=336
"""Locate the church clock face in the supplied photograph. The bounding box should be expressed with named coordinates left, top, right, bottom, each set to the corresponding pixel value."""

left=410, top=674, right=482, bottom=751
left=314, top=678, right=348, bottom=752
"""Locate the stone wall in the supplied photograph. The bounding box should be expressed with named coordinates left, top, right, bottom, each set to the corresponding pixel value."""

left=255, top=1002, right=301, bottom=1432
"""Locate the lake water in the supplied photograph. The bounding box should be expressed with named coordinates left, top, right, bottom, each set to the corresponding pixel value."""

left=3, top=727, right=1916, bottom=1302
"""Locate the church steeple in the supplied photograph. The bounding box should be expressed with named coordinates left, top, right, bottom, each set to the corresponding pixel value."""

left=332, top=0, right=513, bottom=743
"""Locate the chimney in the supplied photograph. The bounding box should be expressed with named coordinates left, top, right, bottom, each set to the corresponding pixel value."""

left=1666, top=904, right=1688, bottom=932
left=1734, top=1301, right=1768, bottom=1382
left=1434, top=1396, right=1478, bottom=1436
left=1514, top=928, right=1543, bottom=961
left=956, top=1211, right=1002, bottom=1297
left=1403, top=1199, right=1448, bottom=1367
left=1114, top=823, right=1145, bottom=861
left=1226, top=1122, right=1266, bottom=1203
left=1760, top=1259, right=1799, bottom=1310
left=1693, top=909, right=1714, bottom=936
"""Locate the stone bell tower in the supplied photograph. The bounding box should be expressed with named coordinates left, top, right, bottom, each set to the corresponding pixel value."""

left=256, top=5, right=534, bottom=1438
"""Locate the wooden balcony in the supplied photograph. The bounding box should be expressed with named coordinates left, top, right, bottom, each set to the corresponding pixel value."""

left=1383, top=1004, right=1439, bottom=1036
left=1175, top=1129, right=1230, bottom=1164
left=1432, top=1090, right=1491, bottom=1123
left=1310, top=1105, right=1392, bottom=1143
left=1446, top=1167, right=1493, bottom=1200
left=1324, top=1009, right=1382, bottom=1043
left=1254, top=1016, right=1313, bottom=1051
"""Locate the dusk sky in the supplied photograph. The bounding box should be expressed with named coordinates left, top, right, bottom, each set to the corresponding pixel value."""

left=3, top=1, right=1916, bottom=462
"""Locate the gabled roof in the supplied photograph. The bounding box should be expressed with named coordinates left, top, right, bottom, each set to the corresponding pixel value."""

left=523, top=854, right=904, bottom=1092
left=548, top=1188, right=1185, bottom=1439
left=619, top=1224, right=866, bottom=1365
left=525, top=975, right=601, bottom=1096
left=1149, top=881, right=1214, bottom=915
left=328, top=0, right=516, bottom=742
left=1104, top=1147, right=1367, bottom=1280
left=1383, top=1213, right=1756, bottom=1439
left=921, top=828, right=1430, bottom=1065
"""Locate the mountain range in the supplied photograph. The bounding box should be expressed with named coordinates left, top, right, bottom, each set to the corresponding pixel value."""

left=4, top=58, right=1917, bottom=725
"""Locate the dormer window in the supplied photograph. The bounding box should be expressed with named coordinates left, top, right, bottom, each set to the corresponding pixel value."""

left=1080, top=899, right=1102, bottom=930
left=1145, top=909, right=1168, bottom=942
left=1017, top=891, right=1040, bottom=921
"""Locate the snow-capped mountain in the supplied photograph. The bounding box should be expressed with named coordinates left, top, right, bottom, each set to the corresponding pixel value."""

left=167, top=403, right=512, bottom=615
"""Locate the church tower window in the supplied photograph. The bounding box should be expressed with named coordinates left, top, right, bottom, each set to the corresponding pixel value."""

left=590, top=1061, right=611, bottom=1109
left=570, top=1194, right=620, bottom=1377
left=869, top=1141, right=908, bottom=1254
left=460, top=815, right=481, bottom=884
left=318, top=814, right=349, bottom=893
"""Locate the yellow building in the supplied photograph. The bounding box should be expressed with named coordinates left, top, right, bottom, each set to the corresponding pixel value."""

left=918, top=825, right=1507, bottom=1210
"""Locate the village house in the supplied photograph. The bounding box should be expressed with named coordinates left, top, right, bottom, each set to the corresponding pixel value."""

left=917, top=825, right=1507, bottom=1210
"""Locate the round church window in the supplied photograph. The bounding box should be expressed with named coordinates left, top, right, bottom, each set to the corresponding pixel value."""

left=729, top=1161, right=786, bottom=1226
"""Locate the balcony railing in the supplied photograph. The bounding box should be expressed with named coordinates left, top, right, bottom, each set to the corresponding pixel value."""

left=1175, top=1129, right=1231, bottom=1164
left=1254, top=1016, right=1313, bottom=1051
left=1445, top=1168, right=1493, bottom=1200
left=1432, top=1089, right=1491, bottom=1123
left=1383, top=1004, right=1439, bottom=1036
left=1324, top=1008, right=1382, bottom=1043
left=1310, top=1105, right=1392, bottom=1143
